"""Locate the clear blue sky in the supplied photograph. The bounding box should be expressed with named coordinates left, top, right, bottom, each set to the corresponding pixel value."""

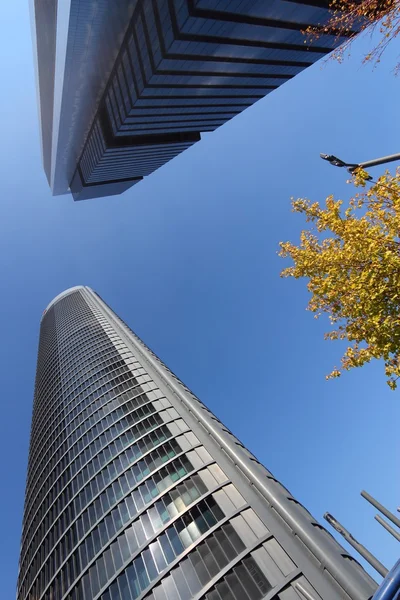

left=0, top=3, right=399, bottom=597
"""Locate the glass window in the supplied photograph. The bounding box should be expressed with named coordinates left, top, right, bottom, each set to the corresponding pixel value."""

left=226, top=572, right=250, bottom=600
left=85, top=532, right=95, bottom=562
left=186, top=516, right=202, bottom=543
left=92, top=527, right=102, bottom=556
left=111, top=540, right=124, bottom=572
left=179, top=558, right=202, bottom=595
left=125, top=525, right=138, bottom=554
left=157, top=499, right=170, bottom=524
left=97, top=555, right=108, bottom=590
left=135, top=555, right=150, bottom=591
left=199, top=541, right=220, bottom=578
left=89, top=564, right=100, bottom=597
left=206, top=590, right=221, bottom=600
left=113, top=479, right=123, bottom=502
left=132, top=465, right=141, bottom=482
left=118, top=532, right=132, bottom=563
left=189, top=550, right=210, bottom=586
left=119, top=502, right=130, bottom=526
left=117, top=572, right=132, bottom=600
left=134, top=520, right=146, bottom=547
left=233, top=563, right=262, bottom=600
left=126, top=564, right=140, bottom=599
left=244, top=556, right=271, bottom=595
left=103, top=548, right=115, bottom=580
left=125, top=495, right=136, bottom=519
left=88, top=503, right=97, bottom=527
left=141, top=464, right=150, bottom=478
left=215, top=529, right=237, bottom=562
left=166, top=526, right=184, bottom=556
left=150, top=540, right=167, bottom=573
left=105, top=514, right=116, bottom=539
left=201, top=505, right=218, bottom=529
left=149, top=479, right=159, bottom=498
left=148, top=506, right=163, bottom=532
left=142, top=548, right=158, bottom=581
left=172, top=566, right=192, bottom=598
left=175, top=519, right=192, bottom=549
left=108, top=580, right=121, bottom=600
left=183, top=487, right=196, bottom=506
left=100, top=491, right=110, bottom=514
left=94, top=497, right=103, bottom=521
left=79, top=544, right=88, bottom=569
left=111, top=507, right=123, bottom=532
left=140, top=513, right=154, bottom=538
left=216, top=581, right=236, bottom=600
left=125, top=470, right=136, bottom=490
left=152, top=584, right=168, bottom=600
left=223, top=523, right=245, bottom=554
left=161, top=575, right=179, bottom=600
left=195, top=504, right=212, bottom=535
left=207, top=498, right=224, bottom=523
left=162, top=472, right=173, bottom=488
left=165, top=496, right=179, bottom=519
left=170, top=489, right=186, bottom=514
left=81, top=572, right=92, bottom=600
left=212, top=489, right=235, bottom=516
left=132, top=489, right=143, bottom=511
left=158, top=533, right=175, bottom=564
left=98, top=521, right=108, bottom=548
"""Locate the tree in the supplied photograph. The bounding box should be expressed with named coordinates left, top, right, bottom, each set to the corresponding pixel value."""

left=305, top=0, right=400, bottom=71
left=279, top=168, right=400, bottom=389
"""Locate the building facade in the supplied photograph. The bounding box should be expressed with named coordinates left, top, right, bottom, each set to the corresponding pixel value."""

left=30, top=1, right=354, bottom=200
left=18, top=286, right=377, bottom=600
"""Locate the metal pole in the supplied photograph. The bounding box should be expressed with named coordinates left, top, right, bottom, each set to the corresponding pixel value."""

left=361, top=491, right=400, bottom=530
left=371, top=559, right=400, bottom=600
left=375, top=516, right=400, bottom=543
left=320, top=152, right=400, bottom=174
left=358, top=153, right=400, bottom=169
left=324, top=513, right=388, bottom=577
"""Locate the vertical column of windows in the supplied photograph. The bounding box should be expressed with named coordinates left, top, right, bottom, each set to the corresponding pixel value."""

left=24, top=355, right=135, bottom=521
left=21, top=330, right=126, bottom=562
left=20, top=392, right=171, bottom=586
left=20, top=292, right=115, bottom=598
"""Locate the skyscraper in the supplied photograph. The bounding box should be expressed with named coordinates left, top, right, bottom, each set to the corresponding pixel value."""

left=18, top=286, right=376, bottom=600
left=30, top=1, right=354, bottom=200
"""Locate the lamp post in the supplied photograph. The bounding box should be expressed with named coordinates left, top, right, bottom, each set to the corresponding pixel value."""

left=323, top=513, right=388, bottom=577
left=320, top=152, right=400, bottom=178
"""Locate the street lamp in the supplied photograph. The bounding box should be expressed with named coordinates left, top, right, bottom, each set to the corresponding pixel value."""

left=320, top=152, right=400, bottom=178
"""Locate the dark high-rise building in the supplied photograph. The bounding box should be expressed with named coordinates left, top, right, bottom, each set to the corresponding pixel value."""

left=30, top=1, right=354, bottom=200
left=18, top=286, right=376, bottom=600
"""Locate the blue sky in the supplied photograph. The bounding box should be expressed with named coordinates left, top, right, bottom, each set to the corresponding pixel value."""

left=0, top=2, right=399, bottom=597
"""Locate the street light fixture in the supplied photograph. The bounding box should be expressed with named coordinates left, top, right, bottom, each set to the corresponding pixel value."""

left=320, top=152, right=400, bottom=178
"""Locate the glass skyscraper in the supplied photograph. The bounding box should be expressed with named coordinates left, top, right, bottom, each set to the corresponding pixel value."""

left=18, top=286, right=377, bottom=600
left=30, top=1, right=355, bottom=200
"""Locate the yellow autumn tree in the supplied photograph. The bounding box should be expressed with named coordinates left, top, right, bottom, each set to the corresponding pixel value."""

left=306, top=0, right=400, bottom=70
left=279, top=168, right=400, bottom=389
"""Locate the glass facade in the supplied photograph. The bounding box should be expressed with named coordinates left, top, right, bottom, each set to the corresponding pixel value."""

left=31, top=1, right=357, bottom=200
left=18, top=287, right=377, bottom=600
